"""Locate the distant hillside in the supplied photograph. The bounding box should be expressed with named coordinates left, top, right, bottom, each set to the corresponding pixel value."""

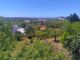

left=0, top=16, right=66, bottom=21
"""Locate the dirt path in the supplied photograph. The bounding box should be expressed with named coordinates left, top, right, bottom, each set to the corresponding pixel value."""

left=45, top=38, right=63, bottom=52
left=44, top=38, right=71, bottom=60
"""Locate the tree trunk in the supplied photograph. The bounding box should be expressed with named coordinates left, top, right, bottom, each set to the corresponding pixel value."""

left=54, top=34, right=57, bottom=42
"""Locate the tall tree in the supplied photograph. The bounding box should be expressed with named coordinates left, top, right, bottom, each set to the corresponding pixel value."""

left=67, top=13, right=80, bottom=22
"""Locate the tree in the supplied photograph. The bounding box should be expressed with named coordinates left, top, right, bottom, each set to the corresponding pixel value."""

left=61, top=22, right=80, bottom=60
left=67, top=13, right=80, bottom=22
left=25, top=26, right=36, bottom=43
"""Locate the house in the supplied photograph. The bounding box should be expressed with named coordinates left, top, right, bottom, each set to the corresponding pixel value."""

left=12, top=24, right=25, bottom=34
left=24, top=20, right=30, bottom=23
left=16, top=27, right=25, bottom=34
left=57, top=17, right=65, bottom=20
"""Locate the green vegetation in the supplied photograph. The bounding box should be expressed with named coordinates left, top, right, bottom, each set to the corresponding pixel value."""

left=61, top=22, right=80, bottom=60
left=0, top=13, right=80, bottom=60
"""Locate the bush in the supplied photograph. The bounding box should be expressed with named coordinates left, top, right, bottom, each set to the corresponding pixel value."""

left=11, top=39, right=68, bottom=60
left=61, top=22, right=80, bottom=60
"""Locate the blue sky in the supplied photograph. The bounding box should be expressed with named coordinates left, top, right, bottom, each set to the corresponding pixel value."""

left=0, top=0, right=80, bottom=17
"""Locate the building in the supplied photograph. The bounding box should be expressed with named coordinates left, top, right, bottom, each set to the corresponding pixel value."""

left=57, top=17, right=65, bottom=20
left=12, top=23, right=25, bottom=34
left=24, top=20, right=30, bottom=23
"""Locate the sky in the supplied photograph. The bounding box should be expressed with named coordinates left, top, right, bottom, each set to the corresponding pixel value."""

left=0, top=0, right=80, bottom=18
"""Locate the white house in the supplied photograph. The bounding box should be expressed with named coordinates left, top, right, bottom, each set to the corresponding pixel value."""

left=24, top=20, right=30, bottom=23
left=16, top=27, right=25, bottom=34
left=12, top=24, right=25, bottom=34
